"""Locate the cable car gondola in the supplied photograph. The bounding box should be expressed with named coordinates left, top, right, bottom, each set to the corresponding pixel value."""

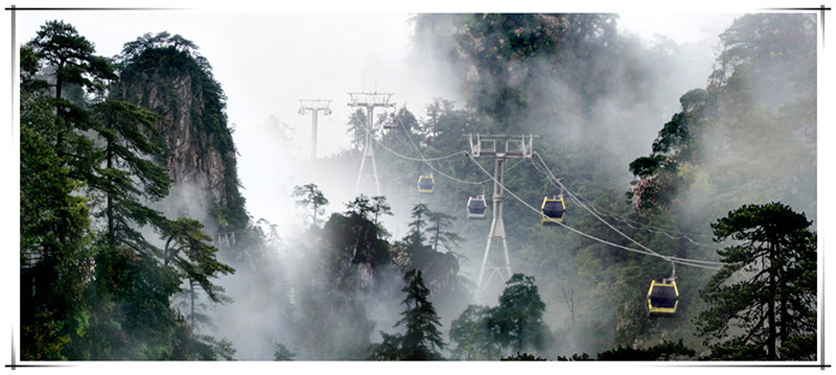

left=647, top=278, right=679, bottom=317
left=418, top=174, right=435, bottom=194
left=466, top=195, right=488, bottom=220
left=383, top=114, right=398, bottom=129
left=540, top=196, right=566, bottom=225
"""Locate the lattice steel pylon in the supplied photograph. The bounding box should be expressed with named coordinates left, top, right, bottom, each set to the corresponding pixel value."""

left=348, top=92, right=394, bottom=196
left=468, top=134, right=535, bottom=302
left=298, top=99, right=332, bottom=161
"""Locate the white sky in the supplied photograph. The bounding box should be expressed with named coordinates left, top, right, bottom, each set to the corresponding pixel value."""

left=2, top=1, right=833, bottom=369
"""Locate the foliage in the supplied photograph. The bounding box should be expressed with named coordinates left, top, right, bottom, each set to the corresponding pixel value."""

left=347, top=108, right=368, bottom=151
left=20, top=119, right=93, bottom=359
left=628, top=89, right=712, bottom=216
left=21, top=20, right=241, bottom=360
left=615, top=13, right=816, bottom=355
left=696, top=202, right=816, bottom=360
left=368, top=269, right=445, bottom=360
left=397, top=204, right=470, bottom=320
left=27, top=20, right=116, bottom=100
left=345, top=194, right=392, bottom=227
left=20, top=20, right=109, bottom=361
left=501, top=352, right=547, bottom=361
left=292, top=183, right=329, bottom=227
left=490, top=273, right=549, bottom=353
left=88, top=99, right=171, bottom=249
left=273, top=342, right=296, bottom=361
left=596, top=340, right=695, bottom=361
left=448, top=304, right=500, bottom=360
left=206, top=336, right=237, bottom=360
left=630, top=13, right=816, bottom=221
left=161, top=218, right=235, bottom=304
left=406, top=203, right=431, bottom=245
left=556, top=353, right=592, bottom=361
left=396, top=269, right=445, bottom=359
left=368, top=331, right=403, bottom=361
left=427, top=209, right=463, bottom=252
left=448, top=274, right=549, bottom=359
left=323, top=198, right=393, bottom=289
left=413, top=14, right=623, bottom=126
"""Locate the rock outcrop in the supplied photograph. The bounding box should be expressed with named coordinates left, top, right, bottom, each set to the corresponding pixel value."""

left=117, top=41, right=247, bottom=232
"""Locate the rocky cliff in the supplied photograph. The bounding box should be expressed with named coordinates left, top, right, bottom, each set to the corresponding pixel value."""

left=116, top=34, right=248, bottom=232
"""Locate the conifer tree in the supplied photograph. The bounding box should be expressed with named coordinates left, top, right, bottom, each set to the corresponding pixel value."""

left=88, top=99, right=171, bottom=249
left=696, top=202, right=817, bottom=360
left=369, top=269, right=445, bottom=360
left=292, top=183, right=329, bottom=227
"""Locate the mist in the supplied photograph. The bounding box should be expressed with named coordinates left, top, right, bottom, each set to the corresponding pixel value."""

left=206, top=12, right=745, bottom=359
left=12, top=7, right=822, bottom=363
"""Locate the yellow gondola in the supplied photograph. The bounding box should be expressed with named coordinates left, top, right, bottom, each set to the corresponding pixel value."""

left=540, top=196, right=566, bottom=225
left=418, top=174, right=435, bottom=194
left=466, top=195, right=488, bottom=220
left=647, top=279, right=679, bottom=317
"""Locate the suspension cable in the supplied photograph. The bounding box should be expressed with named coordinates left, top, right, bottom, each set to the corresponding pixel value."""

left=466, top=152, right=723, bottom=270
left=531, top=154, right=712, bottom=244
left=530, top=153, right=725, bottom=267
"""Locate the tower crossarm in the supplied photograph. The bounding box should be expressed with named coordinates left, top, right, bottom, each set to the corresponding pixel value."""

left=298, top=99, right=333, bottom=113
left=347, top=92, right=395, bottom=109
left=467, top=133, right=537, bottom=159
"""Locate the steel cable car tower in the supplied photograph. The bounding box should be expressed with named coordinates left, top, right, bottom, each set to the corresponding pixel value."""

left=468, top=134, right=535, bottom=301
left=298, top=99, right=332, bottom=161
left=349, top=92, right=394, bottom=196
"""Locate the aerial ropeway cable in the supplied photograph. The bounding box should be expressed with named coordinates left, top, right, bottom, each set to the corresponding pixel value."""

left=584, top=202, right=713, bottom=241
left=529, top=152, right=712, bottom=245
left=371, top=112, right=495, bottom=187
left=528, top=152, right=725, bottom=268
left=466, top=151, right=724, bottom=270
left=362, top=108, right=724, bottom=270
left=373, top=113, right=529, bottom=188
left=347, top=102, right=737, bottom=317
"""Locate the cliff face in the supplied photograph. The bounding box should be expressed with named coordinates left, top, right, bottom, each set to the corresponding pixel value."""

left=117, top=43, right=247, bottom=232
left=141, top=73, right=230, bottom=207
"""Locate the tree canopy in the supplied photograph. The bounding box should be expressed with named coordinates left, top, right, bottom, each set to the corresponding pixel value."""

left=696, top=202, right=816, bottom=360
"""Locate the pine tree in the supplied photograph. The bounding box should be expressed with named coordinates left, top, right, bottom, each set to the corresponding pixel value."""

left=406, top=203, right=431, bottom=246
left=292, top=183, right=329, bottom=227
left=369, top=269, right=445, bottom=360
left=449, top=304, right=501, bottom=360
left=398, top=269, right=445, bottom=359
left=427, top=210, right=462, bottom=253
left=696, top=202, right=817, bottom=360
left=20, top=20, right=117, bottom=359
left=88, top=99, right=171, bottom=250
left=161, top=218, right=235, bottom=327
left=489, top=274, right=549, bottom=354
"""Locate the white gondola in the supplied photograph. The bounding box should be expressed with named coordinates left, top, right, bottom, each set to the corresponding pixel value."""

left=466, top=195, right=488, bottom=220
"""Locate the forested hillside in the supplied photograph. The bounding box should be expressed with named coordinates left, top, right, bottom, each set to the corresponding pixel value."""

left=19, top=13, right=817, bottom=362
